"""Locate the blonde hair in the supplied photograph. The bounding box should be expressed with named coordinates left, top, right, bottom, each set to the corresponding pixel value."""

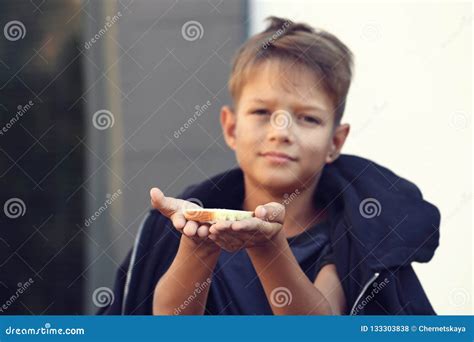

left=228, top=16, right=354, bottom=123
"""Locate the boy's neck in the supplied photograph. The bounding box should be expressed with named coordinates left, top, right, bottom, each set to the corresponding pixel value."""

left=242, top=172, right=328, bottom=238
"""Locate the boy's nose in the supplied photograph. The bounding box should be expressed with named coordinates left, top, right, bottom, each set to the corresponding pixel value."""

left=268, top=110, right=294, bottom=142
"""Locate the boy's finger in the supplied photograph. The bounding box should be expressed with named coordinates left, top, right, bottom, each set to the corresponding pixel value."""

left=255, top=202, right=285, bottom=224
left=209, top=233, right=236, bottom=250
left=230, top=218, right=258, bottom=231
left=197, top=225, right=210, bottom=238
left=183, top=220, right=199, bottom=237
left=209, top=221, right=232, bottom=234
left=170, top=212, right=186, bottom=230
left=150, top=188, right=179, bottom=218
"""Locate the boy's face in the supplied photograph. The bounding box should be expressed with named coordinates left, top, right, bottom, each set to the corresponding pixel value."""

left=221, top=59, right=349, bottom=193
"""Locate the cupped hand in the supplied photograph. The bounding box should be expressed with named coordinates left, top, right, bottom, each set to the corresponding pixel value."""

left=150, top=187, right=218, bottom=249
left=208, top=202, right=285, bottom=253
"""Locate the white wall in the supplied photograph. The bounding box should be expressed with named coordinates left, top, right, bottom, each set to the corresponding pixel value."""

left=249, top=0, right=472, bottom=314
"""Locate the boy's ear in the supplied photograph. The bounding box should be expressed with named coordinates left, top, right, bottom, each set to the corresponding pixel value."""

left=220, top=105, right=237, bottom=151
left=326, top=123, right=350, bottom=164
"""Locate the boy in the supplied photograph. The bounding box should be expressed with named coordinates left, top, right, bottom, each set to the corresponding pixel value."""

left=99, top=17, right=440, bottom=315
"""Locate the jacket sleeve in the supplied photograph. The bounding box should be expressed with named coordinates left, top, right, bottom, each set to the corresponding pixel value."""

left=96, top=211, right=155, bottom=315
left=97, top=210, right=181, bottom=315
left=96, top=185, right=202, bottom=315
left=96, top=250, right=132, bottom=315
left=360, top=266, right=437, bottom=315
left=395, top=265, right=437, bottom=315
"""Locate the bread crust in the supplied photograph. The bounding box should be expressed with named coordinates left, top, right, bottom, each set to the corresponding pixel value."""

left=183, top=208, right=254, bottom=223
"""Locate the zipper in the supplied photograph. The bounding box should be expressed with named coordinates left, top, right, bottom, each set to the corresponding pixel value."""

left=121, top=214, right=149, bottom=315
left=349, top=272, right=380, bottom=315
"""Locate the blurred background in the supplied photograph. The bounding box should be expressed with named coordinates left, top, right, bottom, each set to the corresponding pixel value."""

left=0, top=0, right=471, bottom=315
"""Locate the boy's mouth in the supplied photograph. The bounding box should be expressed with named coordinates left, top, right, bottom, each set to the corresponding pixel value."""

left=259, top=151, right=297, bottom=163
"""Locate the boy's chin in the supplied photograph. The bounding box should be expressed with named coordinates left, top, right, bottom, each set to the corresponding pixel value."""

left=253, top=169, right=303, bottom=193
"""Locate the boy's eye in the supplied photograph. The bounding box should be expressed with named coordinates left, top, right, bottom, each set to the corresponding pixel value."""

left=299, top=114, right=321, bottom=125
left=251, top=109, right=270, bottom=115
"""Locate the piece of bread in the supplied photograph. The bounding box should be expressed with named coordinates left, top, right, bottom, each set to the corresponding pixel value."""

left=184, top=208, right=254, bottom=223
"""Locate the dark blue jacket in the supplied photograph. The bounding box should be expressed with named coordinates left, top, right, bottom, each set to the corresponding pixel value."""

left=98, top=155, right=440, bottom=315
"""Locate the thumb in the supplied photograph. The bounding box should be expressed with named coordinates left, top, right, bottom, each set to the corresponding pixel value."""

left=255, top=202, right=285, bottom=224
left=150, top=187, right=178, bottom=218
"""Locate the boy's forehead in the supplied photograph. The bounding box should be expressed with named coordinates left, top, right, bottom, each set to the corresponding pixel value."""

left=239, top=59, right=332, bottom=111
